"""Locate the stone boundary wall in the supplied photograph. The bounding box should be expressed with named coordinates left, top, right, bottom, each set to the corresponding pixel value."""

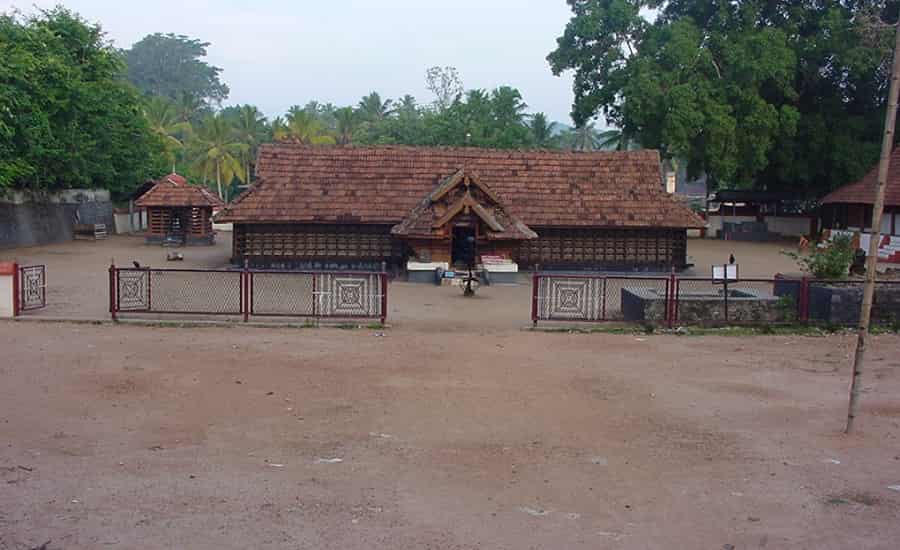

left=0, top=189, right=114, bottom=249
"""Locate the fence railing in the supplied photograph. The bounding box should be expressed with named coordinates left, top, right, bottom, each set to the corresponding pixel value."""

left=17, top=264, right=46, bottom=313
left=532, top=272, right=900, bottom=328
left=109, top=264, right=388, bottom=324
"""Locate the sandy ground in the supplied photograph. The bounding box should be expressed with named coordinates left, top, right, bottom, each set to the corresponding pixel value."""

left=0, top=234, right=808, bottom=328
left=1, top=322, right=899, bottom=549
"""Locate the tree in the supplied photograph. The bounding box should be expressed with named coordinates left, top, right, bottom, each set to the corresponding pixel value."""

left=0, top=8, right=164, bottom=196
left=275, top=110, right=336, bottom=145
left=595, top=128, right=638, bottom=151
left=548, top=0, right=895, bottom=192
left=334, top=107, right=360, bottom=145
left=173, top=92, right=210, bottom=125
left=560, top=122, right=603, bottom=151
left=226, top=105, right=267, bottom=184
left=424, top=87, right=534, bottom=149
left=144, top=96, right=192, bottom=170
left=358, top=92, right=395, bottom=122
left=189, top=113, right=246, bottom=200
left=425, top=66, right=463, bottom=112
left=124, top=33, right=229, bottom=107
left=529, top=113, right=556, bottom=148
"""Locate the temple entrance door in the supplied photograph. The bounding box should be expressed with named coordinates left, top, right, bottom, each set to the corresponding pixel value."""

left=451, top=225, right=477, bottom=268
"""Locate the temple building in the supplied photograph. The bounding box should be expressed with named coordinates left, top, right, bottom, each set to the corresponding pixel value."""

left=215, top=145, right=705, bottom=274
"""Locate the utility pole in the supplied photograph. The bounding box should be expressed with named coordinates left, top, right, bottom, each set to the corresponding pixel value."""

left=845, top=20, right=900, bottom=434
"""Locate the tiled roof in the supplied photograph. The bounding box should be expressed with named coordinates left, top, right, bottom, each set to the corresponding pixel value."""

left=135, top=173, right=225, bottom=208
left=821, top=148, right=900, bottom=207
left=216, top=144, right=705, bottom=229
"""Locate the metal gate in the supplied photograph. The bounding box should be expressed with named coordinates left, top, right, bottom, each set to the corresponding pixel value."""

left=18, top=264, right=46, bottom=312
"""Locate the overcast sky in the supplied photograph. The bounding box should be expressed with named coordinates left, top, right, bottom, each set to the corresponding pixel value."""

left=3, top=1, right=581, bottom=124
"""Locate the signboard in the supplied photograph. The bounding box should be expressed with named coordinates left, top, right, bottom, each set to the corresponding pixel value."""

left=712, top=264, right=739, bottom=282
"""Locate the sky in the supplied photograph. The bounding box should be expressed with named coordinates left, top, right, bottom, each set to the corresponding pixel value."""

left=2, top=0, right=580, bottom=124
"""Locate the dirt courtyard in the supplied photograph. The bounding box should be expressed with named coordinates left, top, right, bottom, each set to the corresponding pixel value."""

left=1, top=322, right=899, bottom=549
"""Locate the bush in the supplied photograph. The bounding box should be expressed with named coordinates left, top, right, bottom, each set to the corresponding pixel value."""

left=784, top=235, right=855, bottom=279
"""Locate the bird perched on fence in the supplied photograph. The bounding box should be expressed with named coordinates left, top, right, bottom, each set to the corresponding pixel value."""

left=729, top=253, right=736, bottom=265
left=132, top=260, right=142, bottom=269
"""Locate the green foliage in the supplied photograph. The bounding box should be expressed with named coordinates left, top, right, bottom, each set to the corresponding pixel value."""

left=775, top=294, right=797, bottom=324
left=784, top=235, right=855, bottom=279
left=124, top=33, right=229, bottom=107
left=333, top=107, right=360, bottom=145
left=548, top=0, right=894, bottom=192
left=529, top=113, right=556, bottom=148
left=275, top=110, right=335, bottom=145
left=0, top=8, right=164, bottom=197
left=188, top=113, right=247, bottom=200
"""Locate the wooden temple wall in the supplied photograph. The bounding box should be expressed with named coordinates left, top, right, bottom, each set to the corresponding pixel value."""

left=233, top=224, right=399, bottom=264
left=147, top=207, right=212, bottom=238
left=406, top=239, right=450, bottom=263
left=147, top=207, right=172, bottom=237
left=515, top=227, right=687, bottom=269
left=234, top=224, right=688, bottom=269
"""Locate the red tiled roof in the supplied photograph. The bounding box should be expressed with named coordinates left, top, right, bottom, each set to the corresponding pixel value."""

left=216, top=144, right=705, bottom=229
left=821, top=148, right=900, bottom=207
left=135, top=174, right=225, bottom=208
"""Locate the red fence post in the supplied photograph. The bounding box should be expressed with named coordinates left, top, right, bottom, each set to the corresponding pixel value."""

left=380, top=272, right=388, bottom=325
left=242, top=260, right=249, bottom=323
left=601, top=277, right=607, bottom=321
left=531, top=270, right=539, bottom=327
left=12, top=262, right=19, bottom=317
left=312, top=274, right=318, bottom=321
left=667, top=272, right=677, bottom=328
left=800, top=276, right=810, bottom=323
left=108, top=262, right=117, bottom=321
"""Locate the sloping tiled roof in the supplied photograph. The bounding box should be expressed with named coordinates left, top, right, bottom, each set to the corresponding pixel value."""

left=392, top=168, right=538, bottom=240
left=821, top=149, right=900, bottom=207
left=216, top=144, right=705, bottom=228
left=135, top=173, right=225, bottom=208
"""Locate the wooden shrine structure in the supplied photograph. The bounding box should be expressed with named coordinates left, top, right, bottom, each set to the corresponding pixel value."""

left=135, top=173, right=225, bottom=246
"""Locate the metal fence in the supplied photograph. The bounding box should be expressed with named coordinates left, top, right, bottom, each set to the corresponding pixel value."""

left=109, top=265, right=388, bottom=324
left=532, top=273, right=900, bottom=328
left=16, top=264, right=46, bottom=313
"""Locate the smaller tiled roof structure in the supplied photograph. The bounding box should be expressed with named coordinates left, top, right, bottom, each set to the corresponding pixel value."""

left=392, top=168, right=538, bottom=240
left=821, top=149, right=900, bottom=207
left=217, top=144, right=705, bottom=229
left=135, top=173, right=225, bottom=208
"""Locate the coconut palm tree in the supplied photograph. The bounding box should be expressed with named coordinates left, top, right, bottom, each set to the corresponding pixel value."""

left=275, top=110, right=336, bottom=145
left=189, top=113, right=247, bottom=200
left=143, top=96, right=192, bottom=169
left=357, top=92, right=394, bottom=122
left=232, top=105, right=267, bottom=184
left=334, top=107, right=360, bottom=145
left=529, top=112, right=556, bottom=148
left=271, top=116, right=287, bottom=140
left=396, top=95, right=419, bottom=117
left=595, top=128, right=640, bottom=151
left=174, top=92, right=206, bottom=124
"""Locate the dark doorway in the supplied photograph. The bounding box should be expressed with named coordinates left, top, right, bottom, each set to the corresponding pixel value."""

left=452, top=226, right=477, bottom=267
